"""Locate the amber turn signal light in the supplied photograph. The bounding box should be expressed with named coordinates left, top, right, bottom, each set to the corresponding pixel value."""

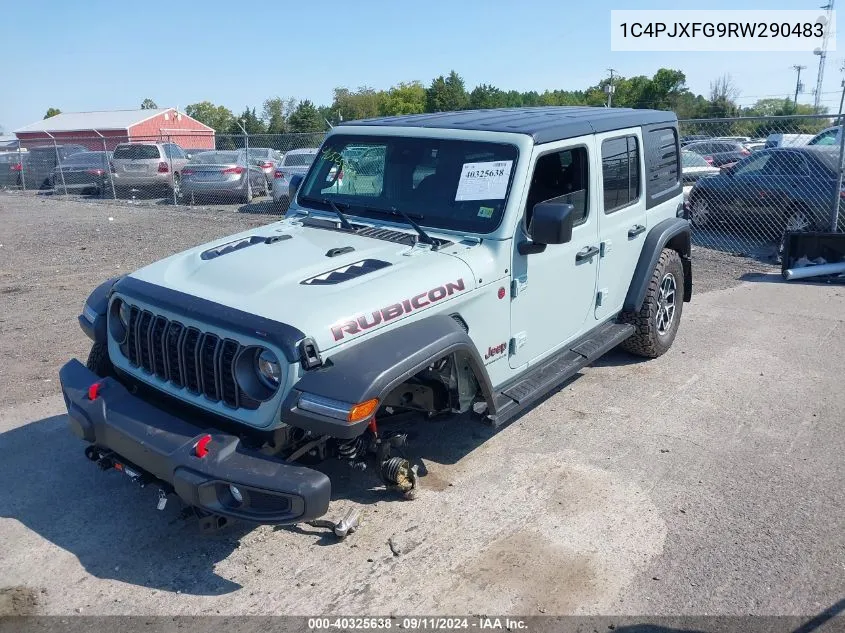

left=347, top=398, right=379, bottom=423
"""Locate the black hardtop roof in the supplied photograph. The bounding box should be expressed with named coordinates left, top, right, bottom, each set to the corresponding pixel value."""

left=342, top=106, right=677, bottom=144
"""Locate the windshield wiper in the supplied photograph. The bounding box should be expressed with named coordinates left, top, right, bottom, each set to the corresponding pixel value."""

left=299, top=196, right=355, bottom=231
left=364, top=206, right=438, bottom=250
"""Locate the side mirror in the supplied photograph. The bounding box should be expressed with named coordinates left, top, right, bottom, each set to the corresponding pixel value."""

left=519, top=201, right=574, bottom=255
left=720, top=163, right=735, bottom=176
left=288, top=173, right=304, bottom=200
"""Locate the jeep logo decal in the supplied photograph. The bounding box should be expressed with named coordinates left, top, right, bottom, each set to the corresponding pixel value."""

left=331, top=279, right=466, bottom=341
left=484, top=342, right=507, bottom=362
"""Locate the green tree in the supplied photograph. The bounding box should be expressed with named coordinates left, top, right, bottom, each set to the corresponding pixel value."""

left=140, top=98, right=158, bottom=110
left=184, top=101, right=235, bottom=133
left=229, top=107, right=266, bottom=135
left=706, top=74, right=740, bottom=118
left=469, top=84, right=507, bottom=110
left=332, top=86, right=385, bottom=121
left=426, top=71, right=469, bottom=112
left=380, top=81, right=427, bottom=115
left=262, top=96, right=296, bottom=133
left=287, top=100, right=325, bottom=133
left=43, top=107, right=61, bottom=119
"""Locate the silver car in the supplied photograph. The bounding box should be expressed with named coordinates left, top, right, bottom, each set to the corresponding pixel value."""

left=245, top=147, right=283, bottom=185
left=111, top=142, right=188, bottom=197
left=271, top=148, right=318, bottom=208
left=181, top=150, right=268, bottom=204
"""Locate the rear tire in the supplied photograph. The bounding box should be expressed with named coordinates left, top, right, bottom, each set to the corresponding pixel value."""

left=86, top=342, right=114, bottom=378
left=620, top=248, right=685, bottom=359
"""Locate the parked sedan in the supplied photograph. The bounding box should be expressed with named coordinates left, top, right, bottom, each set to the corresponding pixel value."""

left=181, top=150, right=268, bottom=203
left=245, top=147, right=283, bottom=185
left=683, top=140, right=750, bottom=167
left=51, top=151, right=112, bottom=195
left=687, top=147, right=845, bottom=248
left=681, top=150, right=720, bottom=199
left=271, top=148, right=319, bottom=208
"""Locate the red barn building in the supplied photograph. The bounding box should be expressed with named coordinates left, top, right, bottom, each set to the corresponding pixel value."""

left=15, top=108, right=215, bottom=151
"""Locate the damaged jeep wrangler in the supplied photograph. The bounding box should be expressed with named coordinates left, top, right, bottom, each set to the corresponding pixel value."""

left=60, top=107, right=691, bottom=528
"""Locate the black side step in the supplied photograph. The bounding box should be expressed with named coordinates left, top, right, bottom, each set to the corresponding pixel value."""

left=488, top=322, right=634, bottom=428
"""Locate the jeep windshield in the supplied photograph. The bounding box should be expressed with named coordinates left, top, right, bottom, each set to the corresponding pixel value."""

left=297, top=134, right=518, bottom=234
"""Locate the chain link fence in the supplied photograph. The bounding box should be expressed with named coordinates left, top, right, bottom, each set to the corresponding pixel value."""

left=679, top=113, right=844, bottom=260
left=2, top=114, right=844, bottom=263
left=0, top=130, right=326, bottom=211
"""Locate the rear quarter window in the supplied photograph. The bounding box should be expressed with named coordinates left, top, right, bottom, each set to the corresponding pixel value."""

left=642, top=125, right=680, bottom=209
left=113, top=145, right=161, bottom=160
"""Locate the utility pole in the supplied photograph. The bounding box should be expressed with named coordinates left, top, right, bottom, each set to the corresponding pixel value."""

left=605, top=68, right=617, bottom=108
left=793, top=65, right=807, bottom=106
left=814, top=0, right=835, bottom=113
left=838, top=60, right=845, bottom=116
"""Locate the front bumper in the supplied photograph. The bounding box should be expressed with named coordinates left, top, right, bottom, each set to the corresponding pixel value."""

left=59, top=358, right=331, bottom=525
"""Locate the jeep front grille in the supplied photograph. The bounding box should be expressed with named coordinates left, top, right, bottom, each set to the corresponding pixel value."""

left=122, top=305, right=252, bottom=409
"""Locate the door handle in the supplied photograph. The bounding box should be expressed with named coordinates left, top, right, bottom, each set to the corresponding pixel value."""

left=575, top=246, right=600, bottom=263
left=628, top=224, right=646, bottom=238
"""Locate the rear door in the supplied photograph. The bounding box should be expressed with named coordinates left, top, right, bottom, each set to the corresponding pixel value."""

left=594, top=129, right=647, bottom=320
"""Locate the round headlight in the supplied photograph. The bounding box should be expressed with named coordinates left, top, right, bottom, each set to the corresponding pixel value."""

left=118, top=300, right=131, bottom=327
left=256, top=349, right=281, bottom=388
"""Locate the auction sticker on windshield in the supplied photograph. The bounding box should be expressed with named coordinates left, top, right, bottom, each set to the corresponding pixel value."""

left=455, top=160, right=513, bottom=201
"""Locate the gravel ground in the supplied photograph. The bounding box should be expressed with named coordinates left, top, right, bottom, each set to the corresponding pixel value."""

left=3, top=192, right=840, bottom=621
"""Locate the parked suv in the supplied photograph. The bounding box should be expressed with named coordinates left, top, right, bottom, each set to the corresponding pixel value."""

left=60, top=107, right=691, bottom=529
left=111, top=142, right=188, bottom=197
left=22, top=144, right=88, bottom=189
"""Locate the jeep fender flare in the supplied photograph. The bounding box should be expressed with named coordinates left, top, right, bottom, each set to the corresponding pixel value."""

left=282, top=314, right=496, bottom=439
left=623, top=217, right=692, bottom=313
left=79, top=276, right=124, bottom=344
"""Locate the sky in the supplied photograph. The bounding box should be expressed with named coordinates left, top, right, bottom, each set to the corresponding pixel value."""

left=2, top=0, right=843, bottom=132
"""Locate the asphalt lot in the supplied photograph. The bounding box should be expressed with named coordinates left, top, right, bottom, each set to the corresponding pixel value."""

left=0, top=192, right=842, bottom=617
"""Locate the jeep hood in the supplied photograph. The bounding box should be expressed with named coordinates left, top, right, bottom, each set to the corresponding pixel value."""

left=128, top=220, right=476, bottom=352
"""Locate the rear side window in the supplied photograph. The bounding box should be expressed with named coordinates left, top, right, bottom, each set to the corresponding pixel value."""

left=642, top=125, right=680, bottom=208
left=601, top=136, right=640, bottom=213
left=283, top=153, right=316, bottom=167
left=113, top=145, right=161, bottom=160
left=163, top=144, right=185, bottom=159
left=809, top=130, right=839, bottom=146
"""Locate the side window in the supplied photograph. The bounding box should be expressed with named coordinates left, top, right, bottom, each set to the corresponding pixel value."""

left=811, top=130, right=838, bottom=146
left=164, top=144, right=184, bottom=159
left=525, top=147, right=589, bottom=227
left=765, top=152, right=809, bottom=176
left=601, top=136, right=640, bottom=213
left=734, top=153, right=770, bottom=176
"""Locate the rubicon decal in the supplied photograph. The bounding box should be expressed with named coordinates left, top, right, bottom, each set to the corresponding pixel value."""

left=331, top=279, right=466, bottom=341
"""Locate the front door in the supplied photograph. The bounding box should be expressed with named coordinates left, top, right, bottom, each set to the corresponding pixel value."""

left=594, top=129, right=648, bottom=320
left=509, top=141, right=600, bottom=369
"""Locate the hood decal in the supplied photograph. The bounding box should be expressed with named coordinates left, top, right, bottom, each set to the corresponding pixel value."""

left=302, top=259, right=392, bottom=286
left=330, top=278, right=466, bottom=341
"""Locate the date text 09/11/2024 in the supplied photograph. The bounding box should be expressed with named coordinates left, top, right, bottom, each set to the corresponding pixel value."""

left=307, top=617, right=528, bottom=630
